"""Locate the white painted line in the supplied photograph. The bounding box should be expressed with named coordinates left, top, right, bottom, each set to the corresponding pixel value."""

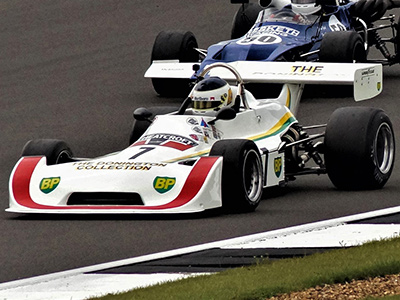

left=223, top=224, right=400, bottom=248
left=0, top=273, right=205, bottom=300
left=1, top=205, right=400, bottom=300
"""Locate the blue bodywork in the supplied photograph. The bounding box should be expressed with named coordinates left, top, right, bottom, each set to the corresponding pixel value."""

left=196, top=4, right=355, bottom=73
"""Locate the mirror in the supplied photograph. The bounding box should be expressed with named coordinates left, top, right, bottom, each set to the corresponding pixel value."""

left=208, top=107, right=237, bottom=125
left=133, top=107, right=153, bottom=122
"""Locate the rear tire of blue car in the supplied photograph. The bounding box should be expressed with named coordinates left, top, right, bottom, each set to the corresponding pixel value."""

left=353, top=0, right=390, bottom=23
left=231, top=3, right=263, bottom=39
left=210, top=139, right=263, bottom=213
left=324, top=107, right=395, bottom=190
left=319, top=31, right=366, bottom=63
left=21, top=139, right=73, bottom=165
left=151, top=31, right=198, bottom=97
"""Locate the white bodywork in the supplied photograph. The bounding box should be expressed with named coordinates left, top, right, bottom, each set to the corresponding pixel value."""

left=8, top=83, right=296, bottom=214
left=8, top=61, right=383, bottom=214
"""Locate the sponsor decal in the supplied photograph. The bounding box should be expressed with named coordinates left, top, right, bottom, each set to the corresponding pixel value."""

left=328, top=15, right=346, bottom=31
left=377, top=82, right=382, bottom=91
left=274, top=157, right=282, bottom=178
left=292, top=65, right=323, bottom=73
left=186, top=117, right=199, bottom=126
left=211, top=125, right=222, bottom=140
left=361, top=68, right=375, bottom=76
left=252, top=65, right=327, bottom=78
left=197, top=118, right=223, bottom=142
left=189, top=134, right=200, bottom=141
left=192, top=126, right=203, bottom=134
left=133, top=133, right=198, bottom=151
left=194, top=96, right=210, bottom=101
left=40, top=177, right=60, bottom=194
left=246, top=25, right=300, bottom=37
left=73, top=161, right=166, bottom=171
left=200, top=118, right=209, bottom=128
left=153, top=176, right=176, bottom=194
left=237, top=33, right=282, bottom=45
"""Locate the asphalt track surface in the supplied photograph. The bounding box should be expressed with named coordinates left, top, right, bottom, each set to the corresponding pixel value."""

left=1, top=0, right=400, bottom=284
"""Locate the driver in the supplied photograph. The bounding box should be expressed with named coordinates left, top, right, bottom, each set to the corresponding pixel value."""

left=291, top=0, right=321, bottom=14
left=190, top=77, right=233, bottom=115
left=258, top=0, right=321, bottom=24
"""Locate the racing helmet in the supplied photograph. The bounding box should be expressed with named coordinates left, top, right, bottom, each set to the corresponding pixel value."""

left=191, top=77, right=233, bottom=114
left=291, top=0, right=321, bottom=15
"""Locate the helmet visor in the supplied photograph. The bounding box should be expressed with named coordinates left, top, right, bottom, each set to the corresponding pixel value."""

left=193, top=99, right=223, bottom=110
left=292, top=0, right=315, bottom=3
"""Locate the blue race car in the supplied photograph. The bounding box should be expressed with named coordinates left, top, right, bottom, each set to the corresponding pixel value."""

left=146, top=0, right=400, bottom=96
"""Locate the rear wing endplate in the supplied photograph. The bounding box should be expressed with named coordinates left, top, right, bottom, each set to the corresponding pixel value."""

left=145, top=60, right=383, bottom=101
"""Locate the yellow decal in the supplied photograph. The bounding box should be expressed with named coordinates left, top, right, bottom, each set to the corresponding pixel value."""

left=40, top=177, right=60, bottom=194
left=153, top=177, right=176, bottom=193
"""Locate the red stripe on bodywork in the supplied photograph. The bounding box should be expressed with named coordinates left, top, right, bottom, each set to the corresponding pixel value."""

left=130, top=140, right=146, bottom=147
left=11, top=156, right=219, bottom=211
left=131, top=140, right=193, bottom=151
left=162, top=141, right=193, bottom=151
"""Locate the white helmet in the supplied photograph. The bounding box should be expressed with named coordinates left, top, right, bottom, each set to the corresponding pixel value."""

left=191, top=77, right=233, bottom=114
left=291, top=0, right=321, bottom=15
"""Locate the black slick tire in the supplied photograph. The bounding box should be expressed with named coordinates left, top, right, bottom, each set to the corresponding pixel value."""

left=21, top=139, right=73, bottom=165
left=151, top=31, right=198, bottom=97
left=231, top=3, right=263, bottom=39
left=319, top=31, right=366, bottom=63
left=324, top=107, right=395, bottom=190
left=210, top=139, right=263, bottom=213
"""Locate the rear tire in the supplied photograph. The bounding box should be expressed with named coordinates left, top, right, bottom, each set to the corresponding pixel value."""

left=231, top=3, right=263, bottom=39
left=210, top=139, right=263, bottom=213
left=151, top=31, right=198, bottom=97
left=21, top=139, right=73, bottom=165
left=353, top=0, right=389, bottom=23
left=324, top=107, right=395, bottom=190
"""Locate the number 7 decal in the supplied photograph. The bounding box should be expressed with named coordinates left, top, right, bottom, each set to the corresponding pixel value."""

left=129, top=147, right=155, bottom=159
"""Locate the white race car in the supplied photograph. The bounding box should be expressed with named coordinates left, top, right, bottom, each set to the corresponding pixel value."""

left=8, top=62, right=395, bottom=214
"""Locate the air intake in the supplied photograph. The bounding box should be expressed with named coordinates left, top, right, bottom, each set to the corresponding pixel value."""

left=67, top=192, right=144, bottom=206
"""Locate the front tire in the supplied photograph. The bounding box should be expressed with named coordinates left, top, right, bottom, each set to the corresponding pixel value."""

left=324, top=107, right=395, bottom=190
left=319, top=31, right=366, bottom=63
left=210, top=139, right=263, bottom=213
left=21, top=139, right=73, bottom=165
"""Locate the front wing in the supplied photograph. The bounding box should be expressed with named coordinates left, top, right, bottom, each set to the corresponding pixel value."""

left=8, top=156, right=223, bottom=214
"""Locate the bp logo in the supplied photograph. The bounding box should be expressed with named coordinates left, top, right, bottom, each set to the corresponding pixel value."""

left=274, top=157, right=282, bottom=178
left=40, top=177, right=60, bottom=194
left=153, top=176, right=176, bottom=194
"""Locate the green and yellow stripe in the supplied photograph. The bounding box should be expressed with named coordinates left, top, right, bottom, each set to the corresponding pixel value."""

left=165, top=112, right=296, bottom=163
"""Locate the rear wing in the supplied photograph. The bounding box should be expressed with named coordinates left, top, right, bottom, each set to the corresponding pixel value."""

left=145, top=60, right=383, bottom=101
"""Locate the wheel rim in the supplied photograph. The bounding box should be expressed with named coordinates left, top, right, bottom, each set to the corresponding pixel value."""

left=243, top=150, right=263, bottom=202
left=374, top=122, right=395, bottom=174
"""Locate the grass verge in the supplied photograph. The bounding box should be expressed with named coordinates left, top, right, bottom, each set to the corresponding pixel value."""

left=92, top=237, right=400, bottom=300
